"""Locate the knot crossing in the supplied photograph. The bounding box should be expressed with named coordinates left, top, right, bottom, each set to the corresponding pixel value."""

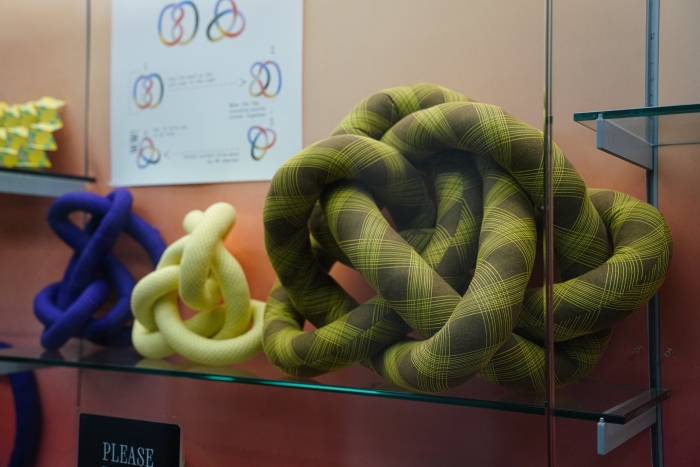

left=248, top=125, right=276, bottom=161
left=158, top=1, right=199, bottom=46
left=207, top=0, right=245, bottom=42
left=34, top=189, right=166, bottom=350
left=131, top=202, right=264, bottom=365
left=249, top=61, right=281, bottom=98
left=262, top=84, right=673, bottom=393
left=136, top=136, right=161, bottom=169
left=133, top=73, right=164, bottom=110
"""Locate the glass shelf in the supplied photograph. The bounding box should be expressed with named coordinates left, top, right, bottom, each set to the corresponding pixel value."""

left=574, top=103, right=700, bottom=146
left=0, top=340, right=668, bottom=425
left=0, top=167, right=95, bottom=198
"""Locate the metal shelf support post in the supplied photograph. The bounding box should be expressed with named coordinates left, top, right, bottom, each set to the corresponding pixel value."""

left=645, top=0, right=663, bottom=466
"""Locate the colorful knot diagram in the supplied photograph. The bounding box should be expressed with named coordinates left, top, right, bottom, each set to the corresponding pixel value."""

left=133, top=73, right=164, bottom=110
left=0, top=97, right=65, bottom=169
left=136, top=136, right=161, bottom=169
left=158, top=1, right=199, bottom=46
left=131, top=202, right=265, bottom=366
left=207, top=0, right=245, bottom=42
left=249, top=61, right=282, bottom=98
left=34, top=189, right=167, bottom=350
left=247, top=126, right=276, bottom=161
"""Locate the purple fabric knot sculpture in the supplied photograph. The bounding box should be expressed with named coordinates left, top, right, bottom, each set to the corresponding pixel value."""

left=34, top=188, right=166, bottom=350
left=0, top=341, right=41, bottom=467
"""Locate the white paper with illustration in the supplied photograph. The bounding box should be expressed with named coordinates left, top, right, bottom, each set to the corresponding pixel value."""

left=110, top=0, right=303, bottom=186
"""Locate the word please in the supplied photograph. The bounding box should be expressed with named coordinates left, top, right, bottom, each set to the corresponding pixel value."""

left=102, top=443, right=154, bottom=466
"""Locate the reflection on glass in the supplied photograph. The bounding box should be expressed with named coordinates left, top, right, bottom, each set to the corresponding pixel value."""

left=0, top=340, right=668, bottom=424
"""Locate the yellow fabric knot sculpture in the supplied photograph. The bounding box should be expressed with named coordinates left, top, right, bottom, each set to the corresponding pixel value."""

left=262, top=84, right=673, bottom=393
left=131, top=202, right=264, bottom=365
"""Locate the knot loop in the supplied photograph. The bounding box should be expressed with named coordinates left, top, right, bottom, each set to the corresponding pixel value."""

left=131, top=202, right=264, bottom=365
left=0, top=341, right=41, bottom=467
left=34, top=188, right=166, bottom=350
left=262, top=84, right=673, bottom=393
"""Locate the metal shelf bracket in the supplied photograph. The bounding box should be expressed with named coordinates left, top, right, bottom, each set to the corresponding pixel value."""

left=596, top=115, right=653, bottom=170
left=597, top=407, right=656, bottom=455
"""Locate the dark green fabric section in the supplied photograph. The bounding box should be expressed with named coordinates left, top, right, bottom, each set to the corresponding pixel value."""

left=262, top=84, right=673, bottom=392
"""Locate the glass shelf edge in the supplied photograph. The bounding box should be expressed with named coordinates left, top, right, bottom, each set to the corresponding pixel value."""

left=0, top=349, right=669, bottom=425
left=574, top=102, right=700, bottom=122
left=0, top=167, right=95, bottom=197
left=0, top=167, right=96, bottom=182
left=619, top=390, right=670, bottom=423
left=0, top=351, right=547, bottom=417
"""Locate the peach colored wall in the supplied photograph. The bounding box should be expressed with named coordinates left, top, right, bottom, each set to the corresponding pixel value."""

left=1, top=0, right=699, bottom=465
left=0, top=0, right=87, bottom=175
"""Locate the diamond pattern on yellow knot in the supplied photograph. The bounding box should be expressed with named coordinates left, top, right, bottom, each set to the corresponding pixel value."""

left=131, top=202, right=264, bottom=365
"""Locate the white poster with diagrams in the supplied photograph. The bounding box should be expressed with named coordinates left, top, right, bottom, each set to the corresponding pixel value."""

left=110, top=0, right=303, bottom=186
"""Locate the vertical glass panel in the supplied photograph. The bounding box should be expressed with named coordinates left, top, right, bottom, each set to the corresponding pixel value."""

left=78, top=0, right=549, bottom=465
left=0, top=0, right=558, bottom=465
left=551, top=0, right=685, bottom=465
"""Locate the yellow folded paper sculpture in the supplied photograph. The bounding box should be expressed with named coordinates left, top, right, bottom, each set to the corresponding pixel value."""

left=0, top=97, right=65, bottom=169
left=131, top=202, right=265, bottom=366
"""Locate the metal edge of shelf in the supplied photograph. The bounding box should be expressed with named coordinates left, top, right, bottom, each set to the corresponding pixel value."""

left=0, top=167, right=96, bottom=182
left=547, top=386, right=669, bottom=425
left=0, top=352, right=669, bottom=424
left=574, top=102, right=700, bottom=122
left=0, top=169, right=95, bottom=198
left=622, top=390, right=670, bottom=423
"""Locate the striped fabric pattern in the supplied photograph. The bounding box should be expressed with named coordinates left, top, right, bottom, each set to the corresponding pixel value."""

left=262, top=84, right=673, bottom=393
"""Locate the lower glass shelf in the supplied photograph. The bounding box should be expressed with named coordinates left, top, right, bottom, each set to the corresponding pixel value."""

left=0, top=340, right=668, bottom=424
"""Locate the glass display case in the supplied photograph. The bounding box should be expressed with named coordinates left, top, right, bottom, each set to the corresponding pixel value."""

left=1, top=0, right=697, bottom=466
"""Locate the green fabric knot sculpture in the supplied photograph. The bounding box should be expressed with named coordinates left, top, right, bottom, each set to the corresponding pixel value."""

left=262, top=84, right=672, bottom=393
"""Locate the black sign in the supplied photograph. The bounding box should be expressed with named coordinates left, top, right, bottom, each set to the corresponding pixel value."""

left=78, top=414, right=181, bottom=467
